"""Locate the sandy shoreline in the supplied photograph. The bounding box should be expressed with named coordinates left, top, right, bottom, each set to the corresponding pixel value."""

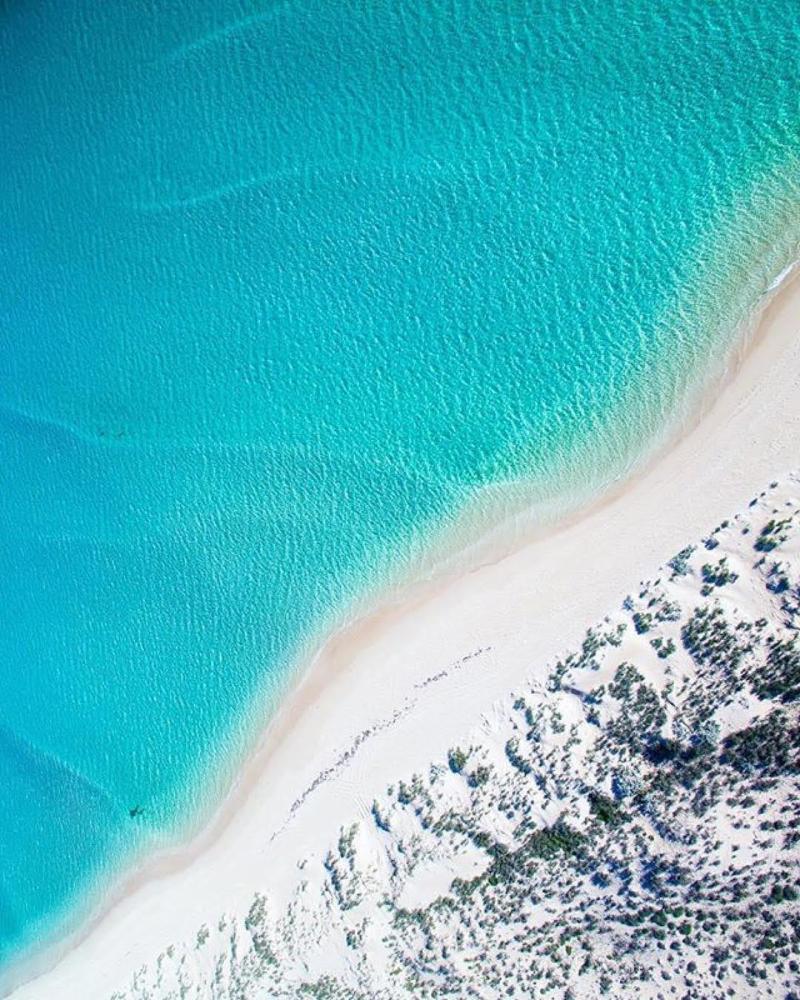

left=6, top=262, right=800, bottom=998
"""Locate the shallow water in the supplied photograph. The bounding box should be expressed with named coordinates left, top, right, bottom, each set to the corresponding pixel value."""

left=0, top=0, right=798, bottom=965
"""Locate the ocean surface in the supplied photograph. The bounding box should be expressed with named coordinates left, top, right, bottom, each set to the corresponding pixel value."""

left=0, top=0, right=799, bottom=970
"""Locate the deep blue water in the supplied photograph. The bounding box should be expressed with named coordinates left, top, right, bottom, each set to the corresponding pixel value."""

left=0, top=0, right=798, bottom=967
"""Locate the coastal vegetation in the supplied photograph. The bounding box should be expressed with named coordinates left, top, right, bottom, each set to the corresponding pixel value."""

left=110, top=480, right=800, bottom=999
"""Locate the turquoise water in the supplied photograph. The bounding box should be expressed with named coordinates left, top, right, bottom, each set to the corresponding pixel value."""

left=1, top=0, right=799, bottom=968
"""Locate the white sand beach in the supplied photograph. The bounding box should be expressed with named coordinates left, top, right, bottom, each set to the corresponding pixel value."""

left=6, top=265, right=800, bottom=999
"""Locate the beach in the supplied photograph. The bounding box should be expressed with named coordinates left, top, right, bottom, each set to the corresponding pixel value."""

left=3, top=0, right=800, bottom=981
left=5, top=261, right=799, bottom=998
